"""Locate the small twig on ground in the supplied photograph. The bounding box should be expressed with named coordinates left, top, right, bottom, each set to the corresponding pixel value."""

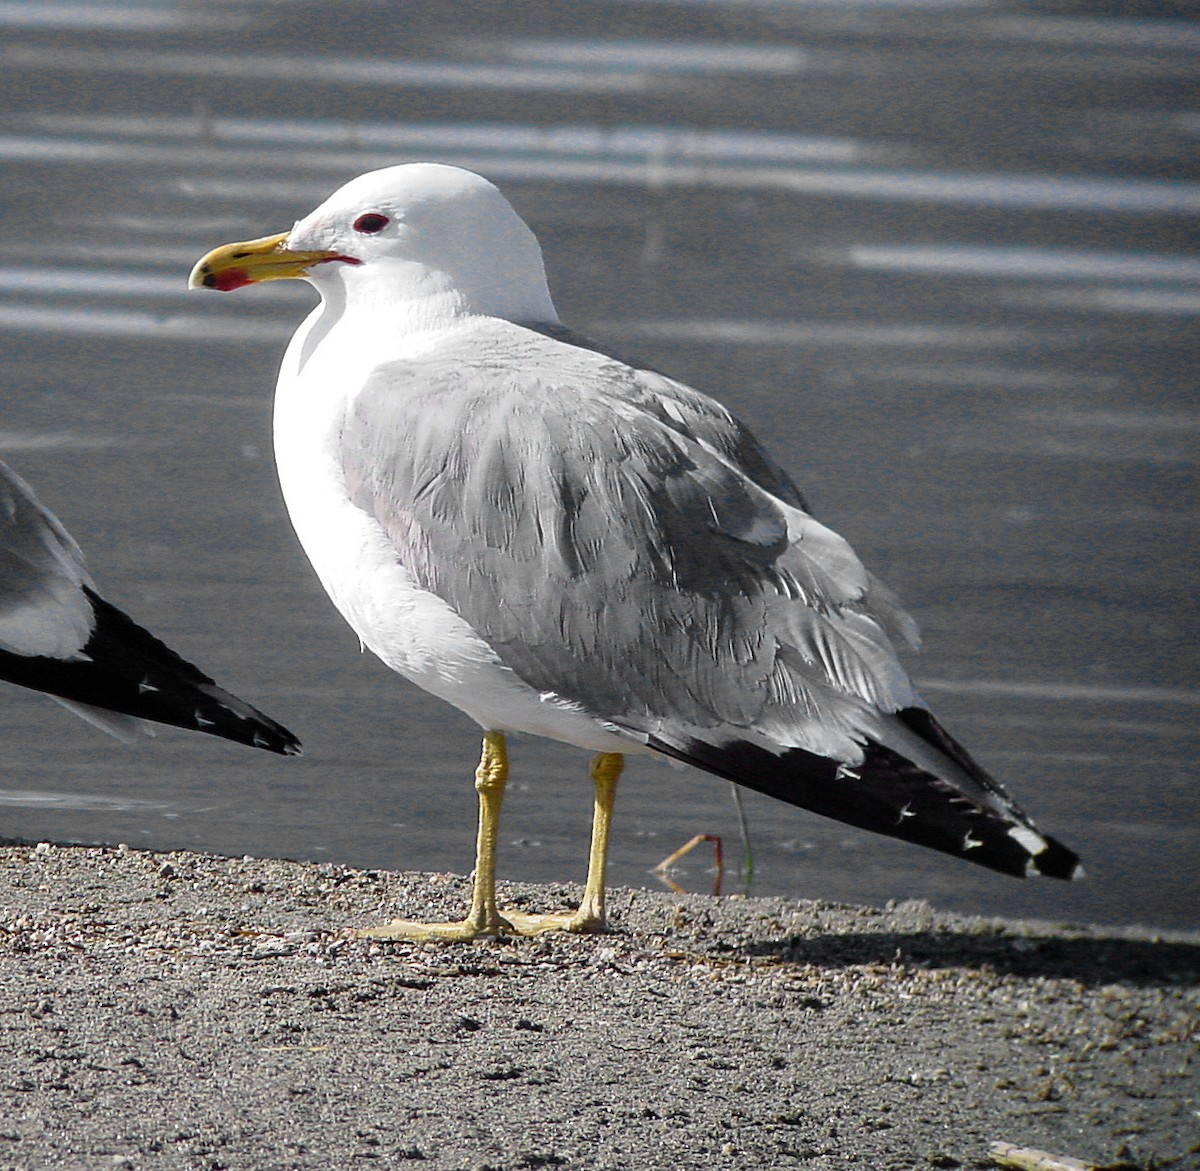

left=989, top=1142, right=1131, bottom=1171
left=653, top=834, right=724, bottom=895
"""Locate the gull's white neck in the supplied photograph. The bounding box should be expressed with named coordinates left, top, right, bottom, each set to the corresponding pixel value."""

left=294, top=302, right=443, bottom=391
left=300, top=256, right=557, bottom=364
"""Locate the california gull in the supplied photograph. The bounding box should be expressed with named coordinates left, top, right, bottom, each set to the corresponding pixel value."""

left=190, top=163, right=1079, bottom=940
left=0, top=457, right=299, bottom=754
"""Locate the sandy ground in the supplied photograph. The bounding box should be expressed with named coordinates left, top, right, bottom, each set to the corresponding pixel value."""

left=0, top=842, right=1196, bottom=1171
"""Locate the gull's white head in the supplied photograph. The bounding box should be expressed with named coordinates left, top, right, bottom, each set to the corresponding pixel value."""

left=190, top=163, right=559, bottom=326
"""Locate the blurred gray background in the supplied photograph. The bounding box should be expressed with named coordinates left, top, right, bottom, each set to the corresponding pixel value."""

left=1, top=0, right=1196, bottom=930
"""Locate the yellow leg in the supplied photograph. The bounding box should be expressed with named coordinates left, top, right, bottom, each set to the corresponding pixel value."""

left=357, top=731, right=515, bottom=941
left=579, top=751, right=622, bottom=924
left=505, top=751, right=623, bottom=935
left=356, top=742, right=624, bottom=942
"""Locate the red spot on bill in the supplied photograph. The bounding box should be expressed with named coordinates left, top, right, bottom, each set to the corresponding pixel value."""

left=205, top=268, right=253, bottom=292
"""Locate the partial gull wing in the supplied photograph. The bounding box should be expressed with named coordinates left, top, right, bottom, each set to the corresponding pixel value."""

left=0, top=458, right=93, bottom=660
left=0, top=458, right=300, bottom=755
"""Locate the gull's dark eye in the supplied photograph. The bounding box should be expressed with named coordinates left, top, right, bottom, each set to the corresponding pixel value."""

left=353, top=212, right=390, bottom=234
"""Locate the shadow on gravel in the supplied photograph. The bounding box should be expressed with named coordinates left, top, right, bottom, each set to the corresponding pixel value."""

left=739, top=931, right=1200, bottom=988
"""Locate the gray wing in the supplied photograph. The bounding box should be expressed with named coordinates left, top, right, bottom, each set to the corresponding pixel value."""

left=341, top=320, right=921, bottom=764
left=341, top=320, right=1081, bottom=882
left=0, top=458, right=94, bottom=659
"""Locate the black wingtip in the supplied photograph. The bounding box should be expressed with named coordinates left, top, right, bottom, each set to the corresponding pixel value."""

left=253, top=727, right=304, bottom=758
left=1030, top=834, right=1084, bottom=881
left=646, top=724, right=1080, bottom=883
left=0, top=589, right=301, bottom=755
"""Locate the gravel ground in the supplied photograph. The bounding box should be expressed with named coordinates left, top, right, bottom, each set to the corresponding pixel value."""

left=0, top=842, right=1196, bottom=1171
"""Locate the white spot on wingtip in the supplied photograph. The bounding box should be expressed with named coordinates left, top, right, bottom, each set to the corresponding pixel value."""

left=897, top=802, right=915, bottom=822
left=1008, top=824, right=1047, bottom=855
left=194, top=710, right=214, bottom=728
left=1026, top=853, right=1085, bottom=880
left=137, top=676, right=158, bottom=694
left=835, top=765, right=860, bottom=781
